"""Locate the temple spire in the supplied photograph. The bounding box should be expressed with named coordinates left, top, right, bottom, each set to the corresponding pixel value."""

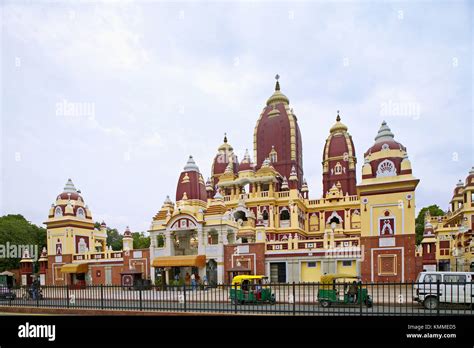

left=63, top=178, right=77, bottom=193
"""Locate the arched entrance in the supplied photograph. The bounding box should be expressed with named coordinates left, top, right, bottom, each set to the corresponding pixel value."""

left=206, top=259, right=217, bottom=286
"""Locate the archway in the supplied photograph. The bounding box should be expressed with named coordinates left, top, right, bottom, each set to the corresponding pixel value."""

left=206, top=259, right=218, bottom=287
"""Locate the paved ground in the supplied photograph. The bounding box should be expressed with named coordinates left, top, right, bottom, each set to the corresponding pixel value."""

left=0, top=298, right=471, bottom=316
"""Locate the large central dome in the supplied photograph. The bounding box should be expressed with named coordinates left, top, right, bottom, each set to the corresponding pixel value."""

left=253, top=75, right=303, bottom=187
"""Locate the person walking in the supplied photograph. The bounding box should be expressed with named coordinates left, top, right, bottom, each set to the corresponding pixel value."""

left=191, top=273, right=196, bottom=291
left=185, top=272, right=191, bottom=287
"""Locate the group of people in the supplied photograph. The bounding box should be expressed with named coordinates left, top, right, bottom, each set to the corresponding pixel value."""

left=174, top=272, right=208, bottom=290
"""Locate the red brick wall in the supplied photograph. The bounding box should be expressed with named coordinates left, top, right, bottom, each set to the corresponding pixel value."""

left=360, top=234, right=418, bottom=282
left=224, top=243, right=266, bottom=283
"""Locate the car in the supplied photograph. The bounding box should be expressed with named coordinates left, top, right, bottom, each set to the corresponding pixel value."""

left=414, top=271, right=474, bottom=310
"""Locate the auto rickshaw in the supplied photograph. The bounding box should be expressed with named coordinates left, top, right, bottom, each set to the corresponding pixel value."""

left=317, top=274, right=372, bottom=308
left=229, top=275, right=276, bottom=305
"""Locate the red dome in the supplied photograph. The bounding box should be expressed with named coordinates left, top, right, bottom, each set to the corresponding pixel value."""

left=254, top=78, right=303, bottom=186
left=364, top=139, right=405, bottom=157
left=465, top=167, right=474, bottom=187
left=362, top=122, right=413, bottom=180
left=452, top=180, right=464, bottom=198
left=211, top=135, right=239, bottom=186
left=176, top=156, right=207, bottom=202
left=57, top=192, right=83, bottom=201
left=322, top=114, right=357, bottom=196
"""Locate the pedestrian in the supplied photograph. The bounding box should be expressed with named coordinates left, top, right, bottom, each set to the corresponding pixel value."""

left=174, top=273, right=179, bottom=285
left=191, top=273, right=196, bottom=290
left=185, top=272, right=191, bottom=287
left=203, top=275, right=208, bottom=290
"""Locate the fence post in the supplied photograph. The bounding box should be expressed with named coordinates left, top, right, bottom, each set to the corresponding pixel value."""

left=234, top=283, right=238, bottom=314
left=139, top=286, right=143, bottom=311
left=66, top=284, right=70, bottom=308
left=359, top=281, right=363, bottom=316
left=436, top=279, right=440, bottom=316
left=292, top=282, right=296, bottom=316
left=183, top=283, right=187, bottom=313
left=100, top=284, right=104, bottom=310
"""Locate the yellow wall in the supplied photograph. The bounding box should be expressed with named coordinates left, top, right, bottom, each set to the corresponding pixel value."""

left=360, top=191, right=416, bottom=237
left=336, top=260, right=357, bottom=275
left=300, top=261, right=321, bottom=282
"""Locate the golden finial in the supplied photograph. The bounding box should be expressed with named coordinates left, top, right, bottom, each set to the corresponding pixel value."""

left=336, top=110, right=341, bottom=122
left=224, top=132, right=227, bottom=143
left=275, top=74, right=280, bottom=91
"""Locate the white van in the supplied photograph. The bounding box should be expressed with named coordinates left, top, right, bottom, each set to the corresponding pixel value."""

left=414, top=271, right=474, bottom=309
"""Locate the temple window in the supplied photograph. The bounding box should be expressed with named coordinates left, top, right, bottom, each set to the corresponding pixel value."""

left=208, top=230, right=219, bottom=245
left=379, top=212, right=395, bottom=236
left=262, top=209, right=269, bottom=220
left=269, top=146, right=278, bottom=163
left=280, top=208, right=290, bottom=220
left=54, top=206, right=63, bottom=217
left=334, top=162, right=343, bottom=175
left=376, top=159, right=397, bottom=177
left=76, top=207, right=85, bottom=219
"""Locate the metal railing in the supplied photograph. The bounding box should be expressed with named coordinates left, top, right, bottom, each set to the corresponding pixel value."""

left=0, top=281, right=472, bottom=316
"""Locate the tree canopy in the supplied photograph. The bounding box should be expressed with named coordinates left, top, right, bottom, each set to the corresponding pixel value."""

left=0, top=214, right=46, bottom=272
left=132, top=232, right=150, bottom=249
left=94, top=222, right=123, bottom=251
left=415, top=205, right=445, bottom=244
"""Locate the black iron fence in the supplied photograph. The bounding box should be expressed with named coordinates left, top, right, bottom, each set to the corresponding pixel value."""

left=0, top=281, right=472, bottom=316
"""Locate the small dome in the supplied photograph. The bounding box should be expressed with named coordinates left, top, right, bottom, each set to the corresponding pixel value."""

left=212, top=135, right=238, bottom=180
left=364, top=121, right=406, bottom=157
left=374, top=120, right=395, bottom=142
left=176, top=155, right=207, bottom=202
left=239, top=149, right=254, bottom=172
left=329, top=112, right=348, bottom=133
left=266, top=75, right=289, bottom=106
left=465, top=167, right=474, bottom=186
left=183, top=156, right=200, bottom=172
left=124, top=226, right=132, bottom=238
left=56, top=179, right=84, bottom=201
left=217, top=133, right=233, bottom=152
left=363, top=121, right=412, bottom=179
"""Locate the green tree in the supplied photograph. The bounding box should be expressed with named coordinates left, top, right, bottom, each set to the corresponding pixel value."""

left=415, top=205, right=445, bottom=244
left=94, top=222, right=123, bottom=251
left=132, top=232, right=150, bottom=249
left=0, top=214, right=46, bottom=272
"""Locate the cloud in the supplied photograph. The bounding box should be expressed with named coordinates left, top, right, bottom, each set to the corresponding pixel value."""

left=0, top=0, right=471, bottom=233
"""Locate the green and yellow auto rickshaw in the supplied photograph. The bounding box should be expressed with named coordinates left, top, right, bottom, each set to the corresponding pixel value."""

left=229, top=275, right=276, bottom=305
left=317, top=274, right=372, bottom=308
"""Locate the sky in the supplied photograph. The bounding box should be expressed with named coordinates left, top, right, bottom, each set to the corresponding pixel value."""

left=0, top=0, right=472, bottom=234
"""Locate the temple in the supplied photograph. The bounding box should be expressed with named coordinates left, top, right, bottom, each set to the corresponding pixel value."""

left=22, top=76, right=473, bottom=287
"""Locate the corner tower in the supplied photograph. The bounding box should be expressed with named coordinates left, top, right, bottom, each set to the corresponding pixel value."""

left=357, top=121, right=420, bottom=282
left=322, top=111, right=357, bottom=196
left=253, top=75, right=303, bottom=188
